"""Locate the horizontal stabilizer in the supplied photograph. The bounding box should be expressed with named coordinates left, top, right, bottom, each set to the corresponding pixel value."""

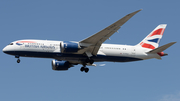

left=148, top=42, right=176, bottom=53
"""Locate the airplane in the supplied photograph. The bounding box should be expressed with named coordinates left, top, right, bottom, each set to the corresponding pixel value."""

left=2, top=9, right=176, bottom=73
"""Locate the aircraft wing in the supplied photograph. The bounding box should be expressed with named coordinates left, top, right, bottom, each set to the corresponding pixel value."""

left=79, top=9, right=142, bottom=56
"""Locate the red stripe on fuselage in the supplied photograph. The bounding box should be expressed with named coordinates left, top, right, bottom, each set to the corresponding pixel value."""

left=16, top=41, right=36, bottom=43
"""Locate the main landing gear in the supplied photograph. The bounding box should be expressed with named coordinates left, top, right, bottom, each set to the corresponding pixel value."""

left=80, top=58, right=94, bottom=73
left=15, top=55, right=20, bottom=63
left=80, top=66, right=89, bottom=73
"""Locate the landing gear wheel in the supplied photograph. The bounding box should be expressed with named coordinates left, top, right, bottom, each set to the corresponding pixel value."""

left=84, top=68, right=89, bottom=73
left=80, top=67, right=85, bottom=72
left=17, top=59, right=20, bottom=63
left=80, top=67, right=89, bottom=73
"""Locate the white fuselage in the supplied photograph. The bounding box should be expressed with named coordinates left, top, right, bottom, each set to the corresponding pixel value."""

left=3, top=39, right=160, bottom=63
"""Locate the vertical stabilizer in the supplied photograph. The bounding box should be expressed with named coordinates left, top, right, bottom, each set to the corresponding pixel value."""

left=137, top=24, right=167, bottom=49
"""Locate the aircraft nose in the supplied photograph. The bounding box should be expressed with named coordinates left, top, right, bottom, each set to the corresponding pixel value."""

left=2, top=46, right=11, bottom=54
left=3, top=47, right=7, bottom=53
left=2, top=45, right=15, bottom=55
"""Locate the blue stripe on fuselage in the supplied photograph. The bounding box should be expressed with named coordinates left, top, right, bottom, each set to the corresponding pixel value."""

left=4, top=51, right=142, bottom=62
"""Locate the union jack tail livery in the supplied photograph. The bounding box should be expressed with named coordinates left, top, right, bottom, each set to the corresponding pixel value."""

left=137, top=24, right=167, bottom=49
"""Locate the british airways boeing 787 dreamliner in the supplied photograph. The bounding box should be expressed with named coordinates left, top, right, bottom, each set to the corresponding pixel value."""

left=2, top=9, right=176, bottom=73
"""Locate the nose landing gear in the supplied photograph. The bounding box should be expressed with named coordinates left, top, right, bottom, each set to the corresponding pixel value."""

left=15, top=55, right=20, bottom=63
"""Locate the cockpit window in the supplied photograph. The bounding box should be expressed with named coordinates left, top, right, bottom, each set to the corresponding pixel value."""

left=9, top=43, right=13, bottom=45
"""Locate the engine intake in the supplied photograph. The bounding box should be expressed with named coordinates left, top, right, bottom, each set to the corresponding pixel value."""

left=60, top=41, right=80, bottom=53
left=52, top=60, right=71, bottom=70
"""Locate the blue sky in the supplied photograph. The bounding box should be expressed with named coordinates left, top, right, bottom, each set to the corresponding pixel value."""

left=0, top=0, right=179, bottom=101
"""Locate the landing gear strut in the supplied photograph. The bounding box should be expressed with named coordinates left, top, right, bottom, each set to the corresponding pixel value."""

left=80, top=57, right=94, bottom=73
left=85, top=58, right=94, bottom=64
left=15, top=55, right=20, bottom=63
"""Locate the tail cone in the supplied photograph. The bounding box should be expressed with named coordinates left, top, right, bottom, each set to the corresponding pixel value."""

left=157, top=52, right=168, bottom=56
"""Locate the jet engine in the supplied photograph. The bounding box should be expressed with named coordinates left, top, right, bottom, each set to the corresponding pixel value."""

left=52, top=60, right=72, bottom=70
left=60, top=41, right=80, bottom=53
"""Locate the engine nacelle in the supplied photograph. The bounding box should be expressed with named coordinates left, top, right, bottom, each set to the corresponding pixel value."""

left=52, top=60, right=71, bottom=71
left=60, top=41, right=80, bottom=53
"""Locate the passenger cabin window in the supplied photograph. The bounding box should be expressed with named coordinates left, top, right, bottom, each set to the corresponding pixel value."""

left=9, top=43, right=13, bottom=45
